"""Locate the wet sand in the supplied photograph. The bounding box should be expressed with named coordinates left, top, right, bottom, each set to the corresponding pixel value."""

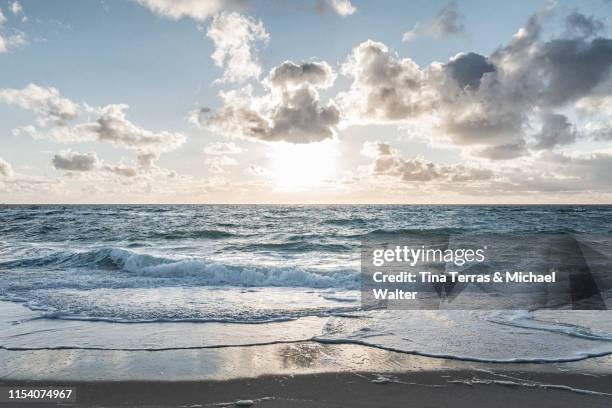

left=2, top=368, right=611, bottom=408
left=2, top=341, right=612, bottom=407
left=2, top=301, right=612, bottom=407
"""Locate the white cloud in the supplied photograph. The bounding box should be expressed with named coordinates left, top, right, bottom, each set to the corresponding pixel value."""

left=403, top=1, right=464, bottom=42
left=1, top=85, right=186, bottom=156
left=50, top=104, right=186, bottom=154
left=195, top=60, right=340, bottom=144
left=50, top=149, right=173, bottom=179
left=0, top=84, right=79, bottom=124
left=325, top=0, right=356, bottom=17
left=9, top=2, right=22, bottom=15
left=338, top=40, right=437, bottom=123
left=206, top=155, right=238, bottom=173
left=206, top=12, right=269, bottom=83
left=101, top=163, right=139, bottom=177
left=362, top=141, right=493, bottom=182
left=134, top=0, right=246, bottom=21
left=0, top=31, right=27, bottom=53
left=0, top=157, right=14, bottom=178
left=0, top=5, right=28, bottom=53
left=203, top=142, right=243, bottom=155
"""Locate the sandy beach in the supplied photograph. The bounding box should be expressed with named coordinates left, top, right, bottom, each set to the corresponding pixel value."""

left=2, top=290, right=612, bottom=407
left=2, top=343, right=611, bottom=407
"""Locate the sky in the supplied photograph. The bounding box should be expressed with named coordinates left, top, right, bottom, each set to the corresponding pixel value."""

left=1, top=0, right=612, bottom=204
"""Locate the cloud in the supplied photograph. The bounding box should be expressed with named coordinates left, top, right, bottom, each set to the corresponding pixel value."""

left=267, top=61, right=336, bottom=89
left=50, top=104, right=186, bottom=154
left=0, top=84, right=79, bottom=124
left=245, top=164, right=269, bottom=176
left=101, top=163, right=139, bottom=177
left=532, top=112, right=578, bottom=149
left=1, top=157, right=65, bottom=198
left=444, top=52, right=495, bottom=90
left=206, top=12, right=269, bottom=83
left=9, top=2, right=22, bottom=15
left=0, top=31, right=28, bottom=54
left=0, top=157, right=14, bottom=178
left=338, top=40, right=437, bottom=123
left=575, top=93, right=612, bottom=140
left=51, top=149, right=170, bottom=178
left=534, top=38, right=612, bottom=106
left=198, top=60, right=340, bottom=144
left=0, top=85, right=186, bottom=155
left=0, top=4, right=28, bottom=53
left=476, top=141, right=528, bottom=160
left=565, top=11, right=605, bottom=38
left=205, top=155, right=238, bottom=173
left=403, top=1, right=465, bottom=42
left=203, top=142, right=243, bottom=155
left=362, top=141, right=493, bottom=183
left=134, top=0, right=246, bottom=21
left=52, top=150, right=99, bottom=172
left=341, top=5, right=612, bottom=160
left=317, top=0, right=356, bottom=17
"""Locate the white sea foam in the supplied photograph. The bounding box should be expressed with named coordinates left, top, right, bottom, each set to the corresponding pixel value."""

left=314, top=310, right=612, bottom=363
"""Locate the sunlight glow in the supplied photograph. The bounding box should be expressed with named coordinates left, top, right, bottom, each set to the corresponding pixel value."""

left=268, top=141, right=338, bottom=191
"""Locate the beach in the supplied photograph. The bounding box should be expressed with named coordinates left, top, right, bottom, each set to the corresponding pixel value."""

left=1, top=299, right=612, bottom=406
left=2, top=340, right=611, bottom=407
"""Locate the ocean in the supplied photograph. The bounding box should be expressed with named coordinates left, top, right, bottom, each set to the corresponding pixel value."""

left=1, top=205, right=612, bottom=363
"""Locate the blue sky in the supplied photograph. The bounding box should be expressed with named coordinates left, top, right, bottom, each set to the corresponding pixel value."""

left=1, top=0, right=612, bottom=203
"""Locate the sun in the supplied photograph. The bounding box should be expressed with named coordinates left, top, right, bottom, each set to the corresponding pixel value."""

left=268, top=141, right=338, bottom=191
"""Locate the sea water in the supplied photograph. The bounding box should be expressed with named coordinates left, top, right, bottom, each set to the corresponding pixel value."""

left=1, top=205, right=612, bottom=362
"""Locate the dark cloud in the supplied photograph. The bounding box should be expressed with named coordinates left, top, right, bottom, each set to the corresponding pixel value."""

left=52, top=151, right=99, bottom=171
left=267, top=61, right=335, bottom=89
left=532, top=113, right=578, bottom=149
left=536, top=37, right=612, bottom=106
left=477, top=141, right=528, bottom=160
left=445, top=52, right=496, bottom=90
left=264, top=87, right=340, bottom=143
left=565, top=11, right=605, bottom=38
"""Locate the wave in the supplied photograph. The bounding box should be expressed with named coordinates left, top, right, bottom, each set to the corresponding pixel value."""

left=367, top=227, right=470, bottom=235
left=487, top=311, right=612, bottom=342
left=312, top=337, right=612, bottom=364
left=0, top=247, right=360, bottom=289
left=234, top=241, right=354, bottom=253
left=322, top=218, right=370, bottom=226
left=149, top=229, right=237, bottom=240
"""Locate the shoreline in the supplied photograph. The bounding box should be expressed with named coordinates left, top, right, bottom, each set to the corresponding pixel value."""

left=2, top=300, right=612, bottom=406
